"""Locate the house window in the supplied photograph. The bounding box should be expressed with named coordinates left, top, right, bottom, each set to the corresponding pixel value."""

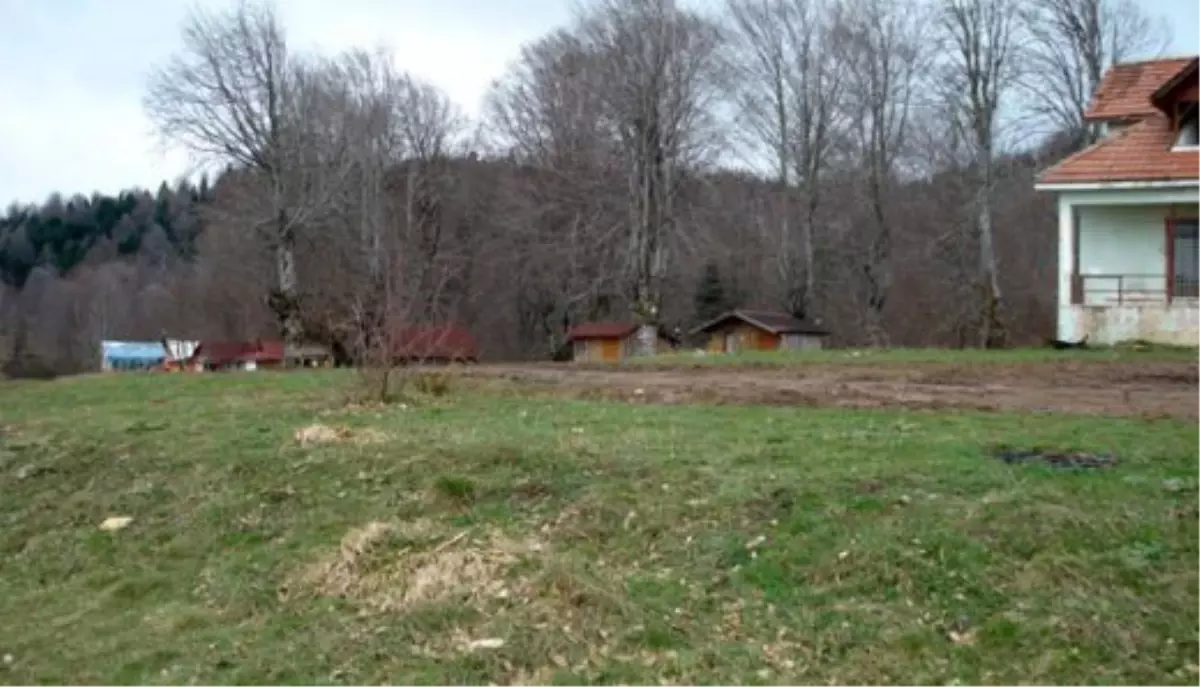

left=1174, top=103, right=1198, bottom=148
left=1171, top=219, right=1199, bottom=298
left=1176, top=116, right=1195, bottom=147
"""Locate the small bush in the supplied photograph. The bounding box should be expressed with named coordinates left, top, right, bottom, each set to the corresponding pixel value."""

left=433, top=475, right=476, bottom=505
left=413, top=370, right=453, bottom=397
left=2, top=353, right=59, bottom=380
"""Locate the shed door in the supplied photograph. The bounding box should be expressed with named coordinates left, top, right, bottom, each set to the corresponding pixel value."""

left=600, top=338, right=621, bottom=361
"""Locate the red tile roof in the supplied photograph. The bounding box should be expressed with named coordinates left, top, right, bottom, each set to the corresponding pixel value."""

left=1040, top=56, right=1200, bottom=185
left=1153, top=59, right=1200, bottom=108
left=1084, top=57, right=1195, bottom=121
left=566, top=322, right=638, bottom=341
left=1038, top=113, right=1198, bottom=184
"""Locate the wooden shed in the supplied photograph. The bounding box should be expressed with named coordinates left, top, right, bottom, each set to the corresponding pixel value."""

left=390, top=325, right=480, bottom=364
left=566, top=322, right=676, bottom=362
left=189, top=340, right=286, bottom=371
left=691, top=310, right=829, bottom=353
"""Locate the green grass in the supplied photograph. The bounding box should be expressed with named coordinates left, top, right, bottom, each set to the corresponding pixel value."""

left=0, top=370, right=1197, bottom=684
left=631, top=345, right=1198, bottom=368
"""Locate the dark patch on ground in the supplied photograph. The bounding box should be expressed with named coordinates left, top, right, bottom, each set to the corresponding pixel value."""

left=988, top=445, right=1119, bottom=470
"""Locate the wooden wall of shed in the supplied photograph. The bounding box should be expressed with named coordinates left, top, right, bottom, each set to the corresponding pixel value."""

left=705, top=322, right=779, bottom=352
left=781, top=333, right=826, bottom=350
left=573, top=332, right=674, bottom=362
left=573, top=339, right=595, bottom=362
left=573, top=337, right=623, bottom=362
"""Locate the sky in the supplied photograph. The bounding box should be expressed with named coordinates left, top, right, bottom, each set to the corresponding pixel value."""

left=0, top=0, right=1197, bottom=207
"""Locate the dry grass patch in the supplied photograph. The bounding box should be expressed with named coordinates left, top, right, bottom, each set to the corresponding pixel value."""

left=293, top=423, right=389, bottom=446
left=284, top=519, right=545, bottom=614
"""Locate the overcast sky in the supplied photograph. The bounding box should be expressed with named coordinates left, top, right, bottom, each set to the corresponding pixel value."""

left=1, top=0, right=1197, bottom=207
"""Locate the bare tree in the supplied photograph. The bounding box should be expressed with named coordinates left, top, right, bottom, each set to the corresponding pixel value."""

left=283, top=49, right=468, bottom=390
left=722, top=0, right=842, bottom=321
left=1023, top=0, right=1171, bottom=145
left=938, top=0, right=1024, bottom=347
left=145, top=0, right=356, bottom=343
left=486, top=30, right=623, bottom=355
left=831, top=0, right=930, bottom=346
left=576, top=0, right=725, bottom=355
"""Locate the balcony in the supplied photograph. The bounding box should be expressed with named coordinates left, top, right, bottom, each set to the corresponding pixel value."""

left=1071, top=273, right=1199, bottom=306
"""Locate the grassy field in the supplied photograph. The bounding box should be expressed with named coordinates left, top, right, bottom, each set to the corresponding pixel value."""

left=1, top=369, right=1197, bottom=684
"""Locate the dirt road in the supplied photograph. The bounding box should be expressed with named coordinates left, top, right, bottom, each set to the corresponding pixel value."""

left=455, top=360, right=1199, bottom=419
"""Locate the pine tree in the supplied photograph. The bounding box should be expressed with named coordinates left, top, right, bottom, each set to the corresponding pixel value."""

left=693, top=261, right=728, bottom=325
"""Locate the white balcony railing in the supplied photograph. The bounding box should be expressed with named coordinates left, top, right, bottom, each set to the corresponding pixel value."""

left=1072, top=273, right=1199, bottom=306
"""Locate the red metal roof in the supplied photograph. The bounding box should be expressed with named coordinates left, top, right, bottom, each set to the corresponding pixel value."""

left=1084, top=57, right=1195, bottom=121
left=1039, top=113, right=1199, bottom=184
left=390, top=325, right=479, bottom=360
left=191, top=340, right=285, bottom=366
left=565, top=322, right=638, bottom=341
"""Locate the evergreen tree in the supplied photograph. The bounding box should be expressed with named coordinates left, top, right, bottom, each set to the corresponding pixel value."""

left=693, top=261, right=728, bottom=324
left=0, top=182, right=211, bottom=286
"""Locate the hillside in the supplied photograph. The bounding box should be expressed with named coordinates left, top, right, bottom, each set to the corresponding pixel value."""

left=0, top=365, right=1196, bottom=683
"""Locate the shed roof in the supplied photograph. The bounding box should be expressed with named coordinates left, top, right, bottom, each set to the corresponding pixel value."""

left=690, top=310, right=829, bottom=336
left=566, top=322, right=638, bottom=341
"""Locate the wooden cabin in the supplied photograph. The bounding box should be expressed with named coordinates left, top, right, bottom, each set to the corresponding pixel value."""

left=566, top=322, right=677, bottom=362
left=691, top=310, right=829, bottom=353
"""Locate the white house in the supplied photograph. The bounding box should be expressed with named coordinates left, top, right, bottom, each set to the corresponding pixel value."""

left=1036, top=56, right=1199, bottom=346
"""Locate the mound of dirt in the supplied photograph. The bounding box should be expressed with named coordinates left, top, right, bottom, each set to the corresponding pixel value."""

left=284, top=520, right=543, bottom=613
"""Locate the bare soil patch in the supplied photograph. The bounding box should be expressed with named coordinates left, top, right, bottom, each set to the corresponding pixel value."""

left=458, top=360, right=1198, bottom=419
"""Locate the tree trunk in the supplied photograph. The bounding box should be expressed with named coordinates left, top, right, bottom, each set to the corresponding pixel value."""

left=864, top=167, right=891, bottom=347
left=976, top=150, right=1005, bottom=348
left=633, top=323, right=659, bottom=357
left=274, top=237, right=300, bottom=344
left=802, top=181, right=819, bottom=320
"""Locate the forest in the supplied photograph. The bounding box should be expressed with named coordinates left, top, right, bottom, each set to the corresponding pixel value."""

left=0, top=0, right=1174, bottom=373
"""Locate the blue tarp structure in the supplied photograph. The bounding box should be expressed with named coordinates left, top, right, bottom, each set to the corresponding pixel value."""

left=101, top=341, right=166, bottom=371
